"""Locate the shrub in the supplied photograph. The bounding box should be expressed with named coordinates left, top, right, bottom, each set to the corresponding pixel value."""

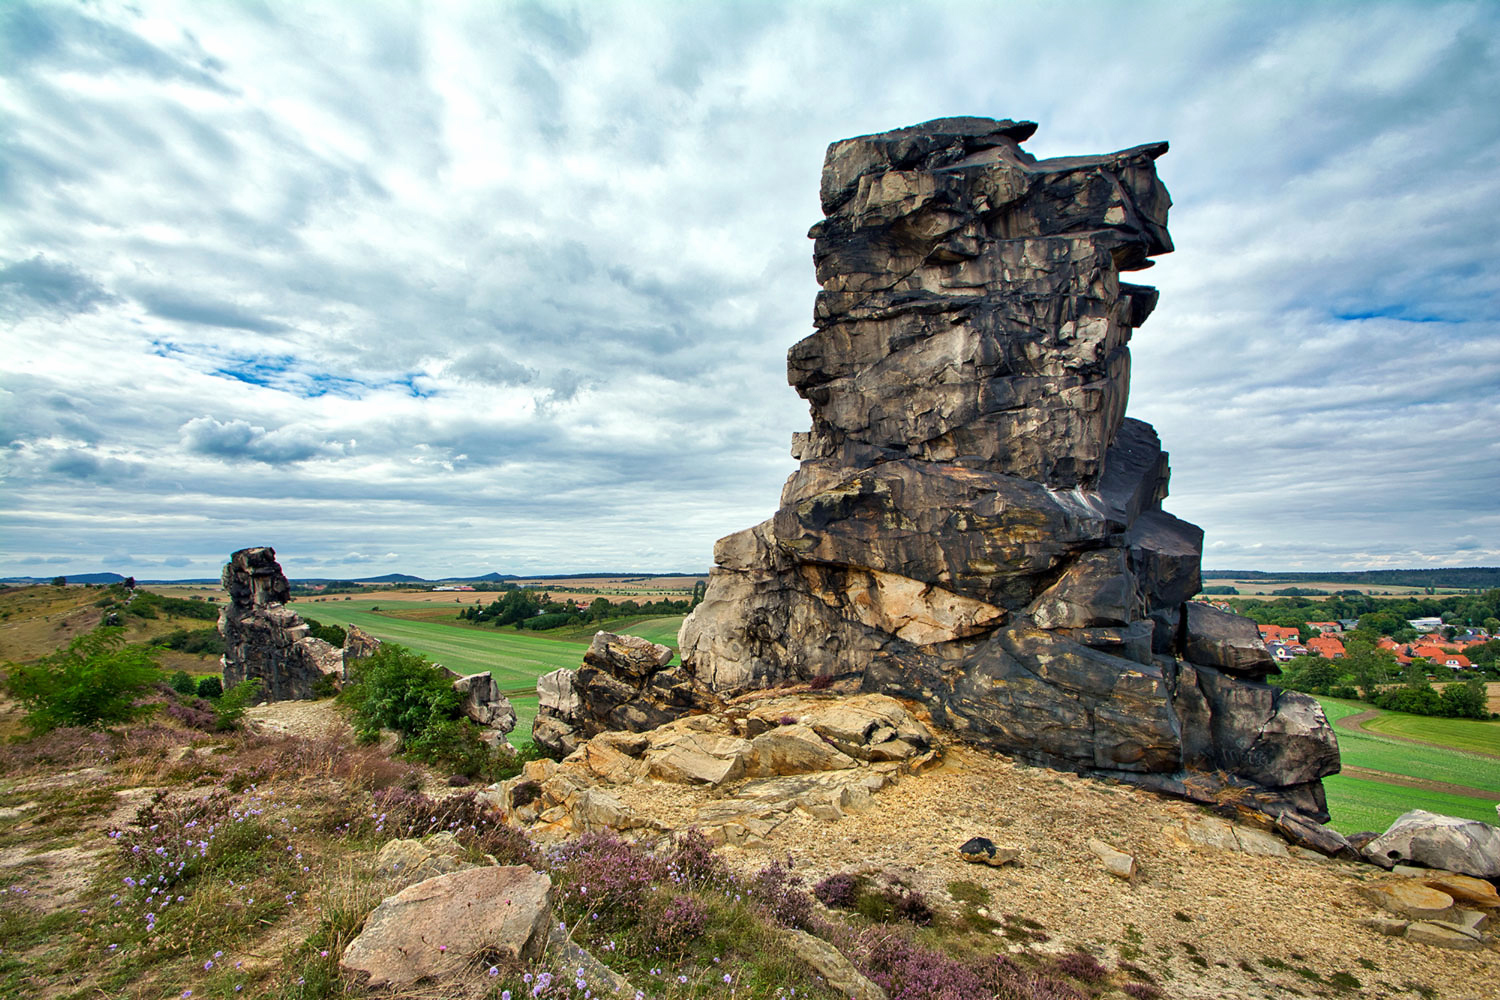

left=211, top=677, right=262, bottom=731
left=752, top=859, right=812, bottom=928
left=340, top=643, right=460, bottom=740
left=3, top=628, right=160, bottom=732
left=815, top=872, right=862, bottom=909
left=301, top=617, right=347, bottom=647
left=664, top=828, right=732, bottom=889
left=196, top=675, right=224, bottom=699
left=652, top=894, right=708, bottom=953
left=1053, top=951, right=1110, bottom=983
left=157, top=626, right=225, bottom=655
left=164, top=698, right=217, bottom=731
left=554, top=832, right=660, bottom=919
left=169, top=670, right=196, bottom=695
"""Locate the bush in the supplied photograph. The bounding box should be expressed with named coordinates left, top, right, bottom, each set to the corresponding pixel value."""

left=157, top=626, right=224, bottom=655
left=196, top=675, right=223, bottom=699
left=664, top=828, right=732, bottom=889
left=211, top=678, right=262, bottom=731
left=1439, top=678, right=1488, bottom=719
left=169, top=670, right=196, bottom=695
left=338, top=642, right=511, bottom=778
left=339, top=643, right=460, bottom=740
left=3, top=628, right=160, bottom=732
left=752, top=859, right=811, bottom=928
left=814, top=872, right=861, bottom=909
left=301, top=617, right=347, bottom=647
left=651, top=894, right=708, bottom=953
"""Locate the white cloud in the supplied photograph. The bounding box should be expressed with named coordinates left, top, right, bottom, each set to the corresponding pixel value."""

left=1, top=0, right=1496, bottom=578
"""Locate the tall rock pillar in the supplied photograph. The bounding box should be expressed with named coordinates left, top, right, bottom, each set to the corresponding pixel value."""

left=680, top=118, right=1340, bottom=825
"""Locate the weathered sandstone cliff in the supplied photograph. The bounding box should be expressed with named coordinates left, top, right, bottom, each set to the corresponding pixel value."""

left=677, top=117, right=1341, bottom=833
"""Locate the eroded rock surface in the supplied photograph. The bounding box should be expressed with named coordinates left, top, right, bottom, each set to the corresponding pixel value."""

left=495, top=693, right=935, bottom=845
left=531, top=631, right=712, bottom=757
left=219, top=547, right=376, bottom=701
left=677, top=117, right=1340, bottom=832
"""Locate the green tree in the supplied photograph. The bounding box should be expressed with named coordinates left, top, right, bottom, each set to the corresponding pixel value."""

left=1438, top=678, right=1487, bottom=719
left=2, top=628, right=159, bottom=733
left=51, top=576, right=66, bottom=587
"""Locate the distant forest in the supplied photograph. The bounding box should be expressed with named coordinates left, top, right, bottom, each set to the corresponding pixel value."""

left=1202, top=567, right=1500, bottom=589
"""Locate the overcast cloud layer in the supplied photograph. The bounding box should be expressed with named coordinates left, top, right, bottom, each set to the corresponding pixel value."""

left=2, top=0, right=1497, bottom=580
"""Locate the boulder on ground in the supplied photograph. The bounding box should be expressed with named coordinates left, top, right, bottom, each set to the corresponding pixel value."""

left=1088, top=838, right=1136, bottom=879
left=958, top=836, right=1019, bottom=867
left=340, top=866, right=553, bottom=988
left=1364, top=810, right=1500, bottom=878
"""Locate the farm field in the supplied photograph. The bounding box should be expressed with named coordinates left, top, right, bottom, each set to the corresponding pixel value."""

left=1319, top=774, right=1498, bottom=833
left=1360, top=709, right=1500, bottom=755
left=299, top=601, right=688, bottom=740
left=1315, top=696, right=1500, bottom=834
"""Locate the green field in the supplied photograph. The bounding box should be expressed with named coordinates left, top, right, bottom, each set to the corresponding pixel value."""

left=1361, top=711, right=1500, bottom=756
left=1315, top=696, right=1500, bottom=834
left=296, top=602, right=687, bottom=741
left=1320, top=774, right=1498, bottom=834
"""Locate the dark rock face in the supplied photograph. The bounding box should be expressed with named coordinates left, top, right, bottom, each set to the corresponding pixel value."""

left=532, top=631, right=711, bottom=757
left=679, top=117, right=1339, bottom=827
left=219, top=547, right=372, bottom=701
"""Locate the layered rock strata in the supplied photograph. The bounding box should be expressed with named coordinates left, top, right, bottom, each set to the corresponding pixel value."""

left=532, top=630, right=712, bottom=757
left=499, top=693, right=937, bottom=844
left=219, top=547, right=360, bottom=700
left=678, top=118, right=1340, bottom=828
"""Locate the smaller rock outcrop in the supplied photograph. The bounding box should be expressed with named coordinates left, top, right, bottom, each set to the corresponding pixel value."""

left=494, top=693, right=937, bottom=845
left=439, top=668, right=517, bottom=746
left=219, top=547, right=378, bottom=701
left=531, top=631, right=712, bottom=756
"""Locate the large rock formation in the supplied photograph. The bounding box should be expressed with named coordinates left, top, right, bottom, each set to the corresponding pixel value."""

left=678, top=118, right=1340, bottom=826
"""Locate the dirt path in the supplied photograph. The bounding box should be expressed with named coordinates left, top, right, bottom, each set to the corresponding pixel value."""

left=1334, top=709, right=1500, bottom=760
left=1340, top=764, right=1500, bottom=800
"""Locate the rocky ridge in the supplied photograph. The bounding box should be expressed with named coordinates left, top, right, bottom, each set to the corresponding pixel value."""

left=670, top=117, right=1341, bottom=836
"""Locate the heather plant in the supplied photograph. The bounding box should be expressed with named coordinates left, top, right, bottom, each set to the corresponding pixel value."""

left=651, top=893, right=709, bottom=954
left=1053, top=950, right=1111, bottom=984
left=664, top=828, right=732, bottom=889
left=813, top=871, right=860, bottom=909
left=553, top=831, right=661, bottom=919
left=3, top=627, right=160, bottom=732
left=163, top=697, right=217, bottom=731
left=751, top=858, right=812, bottom=929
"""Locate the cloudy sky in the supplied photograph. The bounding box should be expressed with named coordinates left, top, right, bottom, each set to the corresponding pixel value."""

left=2, top=0, right=1497, bottom=580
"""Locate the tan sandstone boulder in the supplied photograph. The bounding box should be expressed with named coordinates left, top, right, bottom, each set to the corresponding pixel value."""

left=341, top=866, right=553, bottom=987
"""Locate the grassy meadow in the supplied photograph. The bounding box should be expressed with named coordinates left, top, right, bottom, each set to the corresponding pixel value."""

left=295, top=597, right=687, bottom=739
left=1314, top=695, right=1500, bottom=834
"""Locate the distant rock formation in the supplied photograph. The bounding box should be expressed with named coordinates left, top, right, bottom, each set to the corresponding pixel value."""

left=218, top=546, right=377, bottom=701
left=678, top=118, right=1341, bottom=829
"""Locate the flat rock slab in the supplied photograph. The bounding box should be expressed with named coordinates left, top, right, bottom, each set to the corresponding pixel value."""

left=1423, top=873, right=1500, bottom=909
left=341, top=866, right=553, bottom=988
left=1405, top=920, right=1485, bottom=950
left=1358, top=882, right=1454, bottom=921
